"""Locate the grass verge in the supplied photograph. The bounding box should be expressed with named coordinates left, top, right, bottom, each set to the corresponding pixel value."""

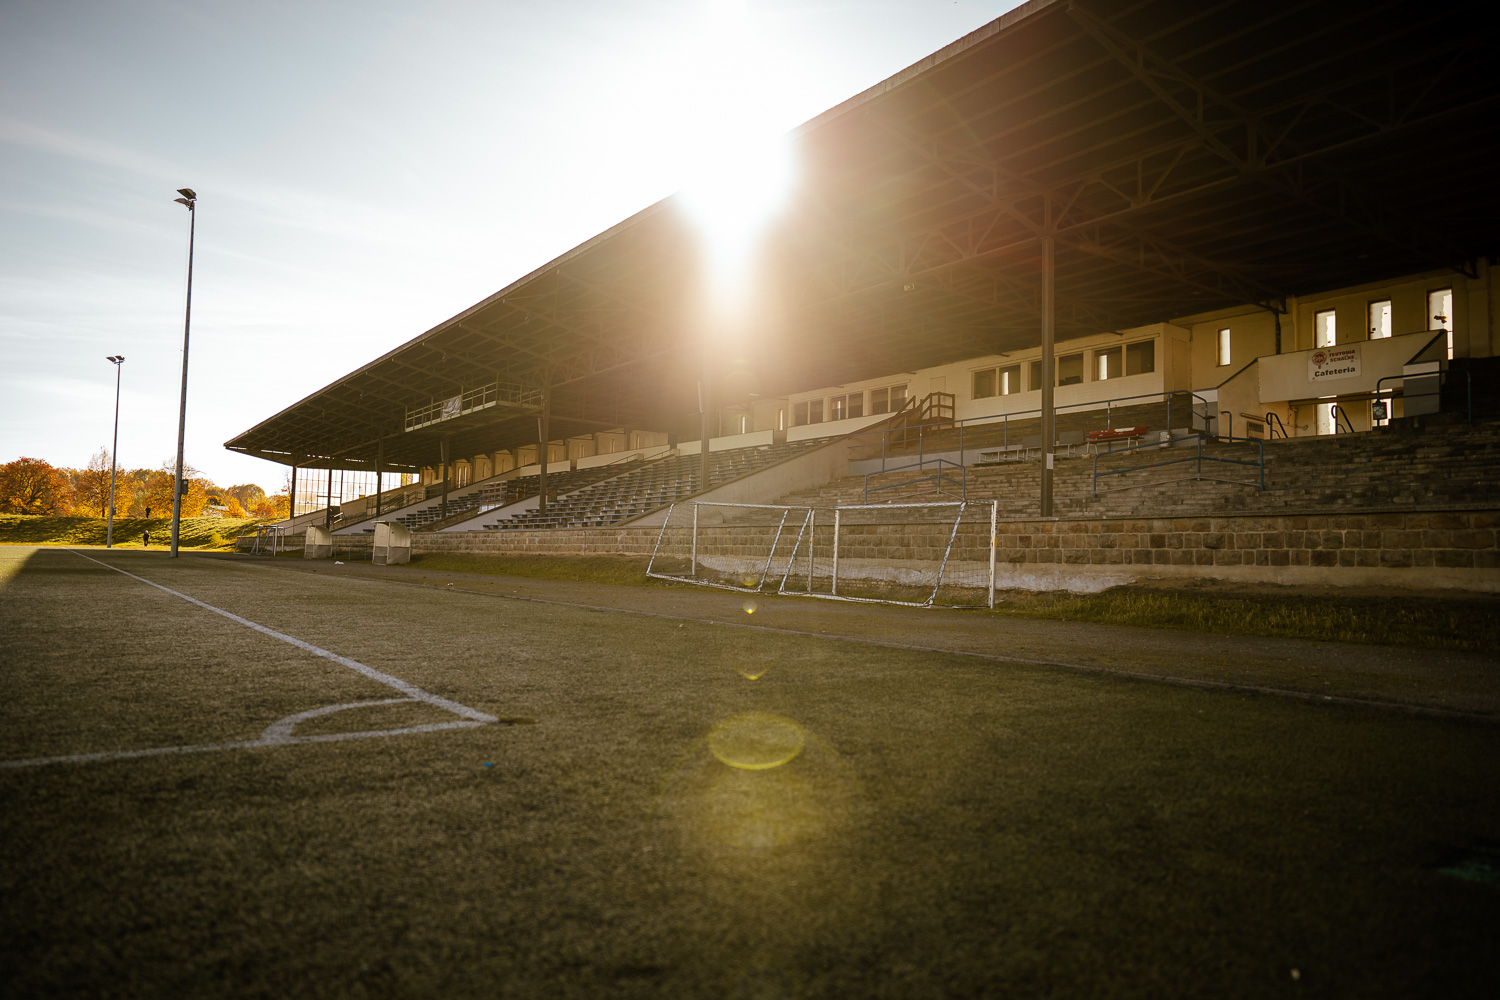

left=408, top=551, right=652, bottom=585
left=0, top=515, right=267, bottom=550
left=993, top=585, right=1497, bottom=652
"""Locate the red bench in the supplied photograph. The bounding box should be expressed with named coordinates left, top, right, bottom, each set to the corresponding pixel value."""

left=1087, top=426, right=1149, bottom=451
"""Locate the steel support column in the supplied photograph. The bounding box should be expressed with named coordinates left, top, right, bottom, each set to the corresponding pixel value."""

left=440, top=437, right=449, bottom=520
left=375, top=438, right=383, bottom=516
left=699, top=348, right=711, bottom=495
left=537, top=389, right=550, bottom=516
left=1040, top=236, right=1055, bottom=517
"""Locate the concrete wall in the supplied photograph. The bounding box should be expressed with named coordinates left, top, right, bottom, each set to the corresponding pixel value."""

left=412, top=527, right=660, bottom=558
left=248, top=508, right=1498, bottom=593
left=1257, top=330, right=1442, bottom=404
left=991, top=509, right=1500, bottom=593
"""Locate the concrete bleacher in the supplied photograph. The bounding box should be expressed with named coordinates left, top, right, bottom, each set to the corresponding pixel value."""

left=467, top=439, right=828, bottom=531
left=773, top=420, right=1500, bottom=520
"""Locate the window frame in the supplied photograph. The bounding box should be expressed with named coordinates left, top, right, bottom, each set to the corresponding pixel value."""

left=1368, top=299, right=1392, bottom=340
left=1314, top=309, right=1337, bottom=348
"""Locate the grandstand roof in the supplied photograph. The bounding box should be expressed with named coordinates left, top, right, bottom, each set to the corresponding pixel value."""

left=227, top=0, right=1500, bottom=471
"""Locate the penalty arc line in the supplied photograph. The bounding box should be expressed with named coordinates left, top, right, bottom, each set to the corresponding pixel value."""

left=65, top=549, right=497, bottom=724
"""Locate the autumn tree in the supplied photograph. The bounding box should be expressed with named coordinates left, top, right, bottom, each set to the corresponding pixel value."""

left=0, top=458, right=74, bottom=514
left=226, top=483, right=270, bottom=510
left=68, top=448, right=115, bottom=517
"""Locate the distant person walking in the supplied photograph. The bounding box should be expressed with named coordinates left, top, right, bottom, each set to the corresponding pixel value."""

left=142, top=528, right=151, bottom=548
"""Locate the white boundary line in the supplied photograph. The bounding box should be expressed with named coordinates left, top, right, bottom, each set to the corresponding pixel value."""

left=0, top=552, right=503, bottom=771
left=0, top=699, right=487, bottom=771
left=66, top=549, right=496, bottom=723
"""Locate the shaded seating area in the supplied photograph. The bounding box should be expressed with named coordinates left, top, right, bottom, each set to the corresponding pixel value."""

left=477, top=439, right=827, bottom=531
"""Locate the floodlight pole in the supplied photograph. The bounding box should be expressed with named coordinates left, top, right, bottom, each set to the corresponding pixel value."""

left=105, top=355, right=124, bottom=547
left=170, top=188, right=197, bottom=557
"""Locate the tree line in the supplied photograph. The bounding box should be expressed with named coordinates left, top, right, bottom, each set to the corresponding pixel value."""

left=0, top=451, right=289, bottom=519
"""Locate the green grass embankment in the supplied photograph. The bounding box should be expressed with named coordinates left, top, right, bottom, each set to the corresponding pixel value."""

left=407, top=552, right=651, bottom=585
left=994, top=586, right=1498, bottom=652
left=0, top=515, right=267, bottom=550
left=408, top=551, right=1494, bottom=652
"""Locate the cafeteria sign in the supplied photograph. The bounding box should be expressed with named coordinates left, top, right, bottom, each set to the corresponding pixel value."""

left=1309, top=345, right=1361, bottom=383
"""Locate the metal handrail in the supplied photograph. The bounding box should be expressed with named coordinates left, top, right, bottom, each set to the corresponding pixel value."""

left=1264, top=412, right=1289, bottom=439
left=865, top=458, right=966, bottom=503
left=1092, top=434, right=1264, bottom=496
left=850, top=388, right=1215, bottom=472
left=1374, top=368, right=1472, bottom=425
left=1331, top=404, right=1356, bottom=435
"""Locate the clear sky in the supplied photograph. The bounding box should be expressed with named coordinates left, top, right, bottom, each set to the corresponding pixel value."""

left=1, top=0, right=1022, bottom=492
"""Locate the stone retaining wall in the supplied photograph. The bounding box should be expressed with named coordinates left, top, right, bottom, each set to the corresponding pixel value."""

left=249, top=511, right=1499, bottom=592
left=991, top=509, right=1499, bottom=592
left=412, top=527, right=661, bottom=558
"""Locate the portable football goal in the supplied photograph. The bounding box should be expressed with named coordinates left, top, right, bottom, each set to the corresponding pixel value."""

left=647, top=500, right=998, bottom=608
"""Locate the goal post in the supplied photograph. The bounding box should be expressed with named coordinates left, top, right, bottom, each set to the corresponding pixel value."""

left=647, top=500, right=998, bottom=608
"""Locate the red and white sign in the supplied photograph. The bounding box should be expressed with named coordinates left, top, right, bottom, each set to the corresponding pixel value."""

left=1309, top=344, right=1361, bottom=383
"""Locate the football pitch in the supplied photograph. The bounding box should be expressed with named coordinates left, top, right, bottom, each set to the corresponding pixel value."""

left=1, top=547, right=1497, bottom=998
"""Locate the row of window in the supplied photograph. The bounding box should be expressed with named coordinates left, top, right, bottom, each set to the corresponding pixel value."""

left=793, top=384, right=907, bottom=426
left=1307, top=289, right=1453, bottom=358
left=973, top=340, right=1156, bottom=399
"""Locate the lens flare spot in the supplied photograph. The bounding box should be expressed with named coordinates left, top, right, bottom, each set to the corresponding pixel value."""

left=736, top=668, right=766, bottom=680
left=707, top=712, right=804, bottom=770
left=743, top=599, right=757, bottom=615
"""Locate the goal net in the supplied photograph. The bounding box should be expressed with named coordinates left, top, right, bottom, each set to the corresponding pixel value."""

left=647, top=500, right=997, bottom=608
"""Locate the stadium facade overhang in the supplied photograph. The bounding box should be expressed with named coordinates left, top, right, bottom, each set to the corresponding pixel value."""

left=226, top=0, right=1500, bottom=473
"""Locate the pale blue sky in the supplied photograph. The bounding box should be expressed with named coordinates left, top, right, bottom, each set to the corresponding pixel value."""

left=0, top=0, right=1021, bottom=490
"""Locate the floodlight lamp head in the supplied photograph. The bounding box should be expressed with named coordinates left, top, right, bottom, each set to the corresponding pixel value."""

left=177, top=188, right=196, bottom=200
left=174, top=197, right=192, bottom=209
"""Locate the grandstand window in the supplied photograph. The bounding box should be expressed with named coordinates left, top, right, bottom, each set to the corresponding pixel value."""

left=1314, top=309, right=1337, bottom=348
left=973, top=368, right=998, bottom=399
left=847, top=392, right=863, bottom=418
left=1217, top=328, right=1232, bottom=366
left=1369, top=300, right=1391, bottom=339
left=793, top=401, right=807, bottom=425
left=869, top=384, right=906, bottom=414
left=1057, top=353, right=1083, bottom=386
left=1095, top=346, right=1122, bottom=380
left=830, top=395, right=847, bottom=420
left=1029, top=360, right=1041, bottom=389
left=1428, top=287, right=1453, bottom=358
left=999, top=364, right=1020, bottom=395
left=1125, top=340, right=1155, bottom=375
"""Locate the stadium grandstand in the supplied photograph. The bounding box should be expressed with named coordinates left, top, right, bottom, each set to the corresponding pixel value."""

left=228, top=0, right=1500, bottom=592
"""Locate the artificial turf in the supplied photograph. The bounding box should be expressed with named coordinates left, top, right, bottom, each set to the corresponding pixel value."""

left=1, top=546, right=1497, bottom=998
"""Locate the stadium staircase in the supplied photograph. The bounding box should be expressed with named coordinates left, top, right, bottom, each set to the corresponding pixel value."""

left=471, top=439, right=828, bottom=531
left=773, top=419, right=1500, bottom=519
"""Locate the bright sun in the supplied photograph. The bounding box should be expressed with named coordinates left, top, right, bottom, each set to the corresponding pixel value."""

left=679, top=134, right=796, bottom=293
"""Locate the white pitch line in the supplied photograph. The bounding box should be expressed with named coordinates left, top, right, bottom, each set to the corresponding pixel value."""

left=66, top=549, right=497, bottom=724
left=0, top=711, right=487, bottom=771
